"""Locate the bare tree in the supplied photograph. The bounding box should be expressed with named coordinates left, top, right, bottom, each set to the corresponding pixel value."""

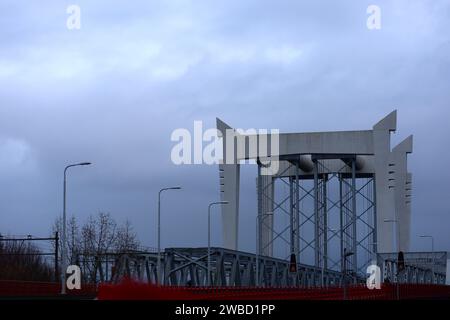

left=52, top=216, right=80, bottom=265
left=0, top=240, right=53, bottom=281
left=115, top=219, right=139, bottom=253
left=51, top=212, right=141, bottom=283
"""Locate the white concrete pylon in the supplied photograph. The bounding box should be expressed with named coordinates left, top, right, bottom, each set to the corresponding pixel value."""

left=217, top=118, right=240, bottom=250
left=372, top=110, right=397, bottom=254
left=392, top=135, right=413, bottom=252
left=216, top=110, right=412, bottom=258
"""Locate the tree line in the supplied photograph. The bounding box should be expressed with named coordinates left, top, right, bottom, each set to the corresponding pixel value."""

left=0, top=240, right=54, bottom=281
left=0, top=212, right=141, bottom=282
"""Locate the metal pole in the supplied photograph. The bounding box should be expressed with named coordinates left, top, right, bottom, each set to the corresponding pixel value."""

left=156, top=190, right=163, bottom=284
left=256, top=212, right=273, bottom=286
left=157, top=186, right=181, bottom=285
left=313, top=160, right=319, bottom=269
left=208, top=201, right=228, bottom=286
left=322, top=174, right=328, bottom=287
left=432, top=237, right=435, bottom=283
left=61, top=162, right=91, bottom=295
left=384, top=219, right=399, bottom=299
left=62, top=168, right=67, bottom=295
left=55, top=232, right=59, bottom=282
left=339, top=175, right=344, bottom=273
left=343, top=249, right=354, bottom=300
left=208, top=203, right=211, bottom=286
left=256, top=166, right=262, bottom=286
left=372, top=176, right=378, bottom=266
left=351, top=159, right=357, bottom=282
left=256, top=214, right=259, bottom=287
left=343, top=249, right=347, bottom=300
left=420, top=235, right=434, bottom=284
left=295, top=162, right=300, bottom=262
left=396, top=220, right=401, bottom=298
left=289, top=177, right=295, bottom=260
left=157, top=189, right=161, bottom=285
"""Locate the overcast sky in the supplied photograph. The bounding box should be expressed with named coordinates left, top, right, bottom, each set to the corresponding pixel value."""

left=0, top=0, right=449, bottom=255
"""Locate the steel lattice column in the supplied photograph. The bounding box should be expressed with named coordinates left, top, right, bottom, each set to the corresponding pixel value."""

left=257, top=165, right=275, bottom=257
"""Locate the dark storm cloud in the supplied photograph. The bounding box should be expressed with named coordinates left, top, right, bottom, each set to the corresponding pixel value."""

left=0, top=0, right=449, bottom=253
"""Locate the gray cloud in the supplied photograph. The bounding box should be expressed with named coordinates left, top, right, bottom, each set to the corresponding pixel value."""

left=0, top=0, right=449, bottom=254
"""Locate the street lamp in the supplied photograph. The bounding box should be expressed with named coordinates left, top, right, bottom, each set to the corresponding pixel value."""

left=207, top=201, right=228, bottom=286
left=256, top=212, right=273, bottom=287
left=157, top=186, right=182, bottom=285
left=384, top=219, right=400, bottom=253
left=321, top=228, right=338, bottom=287
left=419, top=235, right=435, bottom=283
left=384, top=219, right=400, bottom=299
left=369, top=242, right=378, bottom=265
left=61, top=162, right=91, bottom=295
left=343, top=248, right=354, bottom=300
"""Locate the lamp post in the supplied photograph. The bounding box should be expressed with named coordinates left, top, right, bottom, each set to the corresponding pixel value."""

left=207, top=201, right=228, bottom=286
left=369, top=242, right=378, bottom=265
left=157, top=186, right=182, bottom=285
left=419, top=235, right=435, bottom=283
left=384, top=219, right=400, bottom=253
left=343, top=248, right=354, bottom=300
left=256, top=212, right=273, bottom=287
left=61, top=162, right=91, bottom=295
left=321, top=228, right=338, bottom=287
left=384, top=219, right=400, bottom=299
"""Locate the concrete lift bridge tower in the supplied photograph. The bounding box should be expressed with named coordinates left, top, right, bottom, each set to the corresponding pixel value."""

left=217, top=110, right=413, bottom=278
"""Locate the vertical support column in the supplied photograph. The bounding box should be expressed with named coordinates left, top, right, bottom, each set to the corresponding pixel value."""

left=372, top=176, right=378, bottom=262
left=295, top=161, right=300, bottom=263
left=257, top=165, right=274, bottom=257
left=339, top=174, right=344, bottom=273
left=392, top=136, right=413, bottom=252
left=405, top=173, right=412, bottom=251
left=313, top=159, right=320, bottom=268
left=322, top=173, right=328, bottom=271
left=257, top=166, right=262, bottom=256
left=217, top=118, right=240, bottom=251
left=289, top=176, right=295, bottom=257
left=219, top=163, right=240, bottom=250
left=373, top=111, right=397, bottom=253
left=351, top=159, right=357, bottom=276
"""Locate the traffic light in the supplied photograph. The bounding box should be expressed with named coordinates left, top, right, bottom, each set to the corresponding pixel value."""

left=398, top=251, right=405, bottom=271
left=289, top=254, right=297, bottom=273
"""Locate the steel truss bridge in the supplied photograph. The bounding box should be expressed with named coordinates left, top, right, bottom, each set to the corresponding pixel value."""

left=111, top=247, right=348, bottom=286
left=256, top=155, right=377, bottom=278
left=108, top=248, right=447, bottom=287
left=378, top=252, right=447, bottom=285
left=100, top=113, right=448, bottom=288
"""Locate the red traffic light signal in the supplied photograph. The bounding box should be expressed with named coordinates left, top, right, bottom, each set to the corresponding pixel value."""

left=398, top=251, right=405, bottom=271
left=289, top=254, right=297, bottom=273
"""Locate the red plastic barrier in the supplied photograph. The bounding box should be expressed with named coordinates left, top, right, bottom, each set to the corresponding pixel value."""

left=0, top=280, right=97, bottom=298
left=3, top=279, right=449, bottom=300
left=97, top=280, right=450, bottom=300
